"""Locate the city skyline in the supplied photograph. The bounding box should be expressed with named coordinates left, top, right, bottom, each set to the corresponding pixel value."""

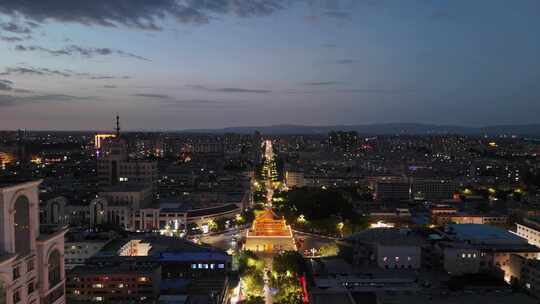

left=1, top=0, right=540, bottom=130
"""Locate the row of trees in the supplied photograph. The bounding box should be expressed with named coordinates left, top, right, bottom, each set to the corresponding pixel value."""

left=186, top=203, right=267, bottom=235
left=270, top=251, right=306, bottom=304
left=253, top=181, right=267, bottom=204
left=237, top=251, right=265, bottom=303
left=272, top=188, right=368, bottom=237
left=236, top=250, right=307, bottom=304
left=461, top=187, right=525, bottom=202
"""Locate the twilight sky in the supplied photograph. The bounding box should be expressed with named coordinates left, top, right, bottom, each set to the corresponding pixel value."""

left=0, top=0, right=540, bottom=130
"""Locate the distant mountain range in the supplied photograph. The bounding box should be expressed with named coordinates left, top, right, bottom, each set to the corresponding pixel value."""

left=182, top=123, right=540, bottom=136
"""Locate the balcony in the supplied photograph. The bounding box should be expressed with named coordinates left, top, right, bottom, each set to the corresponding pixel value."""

left=43, top=282, right=65, bottom=304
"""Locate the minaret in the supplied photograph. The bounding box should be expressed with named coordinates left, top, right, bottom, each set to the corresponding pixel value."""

left=115, top=113, right=121, bottom=137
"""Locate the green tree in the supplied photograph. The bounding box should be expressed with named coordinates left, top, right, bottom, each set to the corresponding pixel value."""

left=244, top=296, right=265, bottom=304
left=237, top=251, right=265, bottom=299
left=243, top=270, right=265, bottom=298
left=319, top=243, right=339, bottom=257
left=215, top=217, right=228, bottom=231
left=476, top=201, right=490, bottom=213
left=187, top=223, right=201, bottom=235
left=271, top=252, right=305, bottom=304
left=273, top=277, right=303, bottom=304
left=273, top=251, right=305, bottom=276
left=208, top=219, right=218, bottom=232
left=238, top=250, right=265, bottom=275
left=510, top=277, right=524, bottom=292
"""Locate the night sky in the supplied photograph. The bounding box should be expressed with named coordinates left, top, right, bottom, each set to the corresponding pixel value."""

left=1, top=1, right=540, bottom=130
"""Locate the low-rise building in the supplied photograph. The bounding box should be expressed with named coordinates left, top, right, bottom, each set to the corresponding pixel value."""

left=343, top=228, right=425, bottom=270
left=66, top=235, right=231, bottom=304
left=99, top=183, right=153, bottom=210
left=441, top=224, right=540, bottom=277
left=515, top=217, right=540, bottom=249
left=64, top=230, right=114, bottom=270
left=507, top=254, right=540, bottom=296
left=433, top=212, right=508, bottom=226
left=67, top=258, right=160, bottom=303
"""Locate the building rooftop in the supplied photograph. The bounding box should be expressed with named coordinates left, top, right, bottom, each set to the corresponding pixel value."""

left=157, top=251, right=230, bottom=262
left=98, top=235, right=227, bottom=258
left=377, top=291, right=536, bottom=304
left=310, top=291, right=355, bottom=304
left=186, top=203, right=239, bottom=218
left=247, top=209, right=292, bottom=237
left=446, top=224, right=526, bottom=245
left=344, top=228, right=427, bottom=246
left=100, top=183, right=151, bottom=192
left=522, top=217, right=540, bottom=230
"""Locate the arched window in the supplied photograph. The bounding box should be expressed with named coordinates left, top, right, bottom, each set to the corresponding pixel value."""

left=48, top=250, right=61, bottom=287
left=50, top=201, right=60, bottom=224
left=14, top=195, right=31, bottom=255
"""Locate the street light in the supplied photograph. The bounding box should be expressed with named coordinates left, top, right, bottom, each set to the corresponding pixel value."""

left=337, top=222, right=344, bottom=237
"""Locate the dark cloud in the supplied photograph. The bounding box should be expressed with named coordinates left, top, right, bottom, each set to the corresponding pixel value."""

left=430, top=10, right=449, bottom=19
left=114, top=50, right=149, bottom=61
left=90, top=75, right=131, bottom=80
left=0, top=93, right=93, bottom=107
left=322, top=43, right=337, bottom=48
left=186, top=84, right=207, bottom=90
left=0, top=66, right=71, bottom=77
left=302, top=81, right=341, bottom=86
left=0, top=21, right=32, bottom=34
left=13, top=88, right=34, bottom=93
left=188, top=84, right=271, bottom=94
left=134, top=93, right=171, bottom=99
left=0, top=80, right=13, bottom=91
left=162, top=99, right=221, bottom=106
left=14, top=44, right=150, bottom=61
left=132, top=93, right=223, bottom=107
left=0, top=67, right=44, bottom=76
left=0, top=94, right=19, bottom=106
left=215, top=87, right=271, bottom=93
left=0, top=35, right=25, bottom=42
left=25, top=21, right=40, bottom=28
left=0, top=80, right=33, bottom=93
left=336, top=59, right=354, bottom=64
left=39, top=67, right=71, bottom=77
left=323, top=11, right=350, bottom=19
left=0, top=0, right=288, bottom=31
left=344, top=88, right=416, bottom=94
left=1, top=66, right=130, bottom=80
left=304, top=15, right=320, bottom=22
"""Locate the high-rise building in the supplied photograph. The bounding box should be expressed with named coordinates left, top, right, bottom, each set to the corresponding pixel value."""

left=374, top=178, right=458, bottom=202
left=328, top=131, right=359, bottom=152
left=285, top=169, right=305, bottom=188
left=374, top=180, right=410, bottom=201
left=97, top=115, right=158, bottom=192
left=0, top=180, right=67, bottom=304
